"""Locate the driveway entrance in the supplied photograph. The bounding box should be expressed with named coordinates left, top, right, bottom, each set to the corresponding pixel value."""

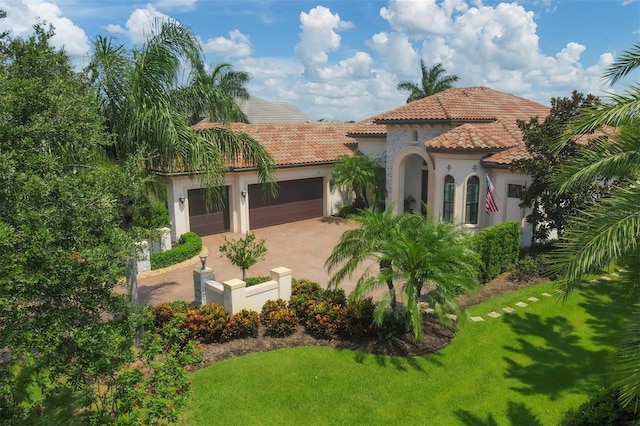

left=137, top=217, right=379, bottom=306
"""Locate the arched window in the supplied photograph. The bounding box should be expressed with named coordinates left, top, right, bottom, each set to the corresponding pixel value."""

left=442, top=175, right=455, bottom=221
left=465, top=175, right=480, bottom=224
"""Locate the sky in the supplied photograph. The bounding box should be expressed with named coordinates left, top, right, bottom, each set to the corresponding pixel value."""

left=1, top=0, right=638, bottom=122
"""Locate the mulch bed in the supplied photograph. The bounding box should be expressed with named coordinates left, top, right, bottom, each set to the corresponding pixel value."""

left=200, top=273, right=550, bottom=367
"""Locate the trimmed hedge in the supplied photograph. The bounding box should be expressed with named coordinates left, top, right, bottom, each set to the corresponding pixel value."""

left=150, top=232, right=202, bottom=270
left=472, top=222, right=520, bottom=283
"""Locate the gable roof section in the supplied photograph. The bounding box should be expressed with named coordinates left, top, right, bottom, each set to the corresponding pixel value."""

left=374, top=86, right=549, bottom=123
left=347, top=116, right=387, bottom=137
left=192, top=122, right=356, bottom=169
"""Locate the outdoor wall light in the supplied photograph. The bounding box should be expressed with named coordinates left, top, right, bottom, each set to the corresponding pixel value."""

left=179, top=196, right=186, bottom=204
left=199, top=254, right=207, bottom=270
left=241, top=189, right=247, bottom=197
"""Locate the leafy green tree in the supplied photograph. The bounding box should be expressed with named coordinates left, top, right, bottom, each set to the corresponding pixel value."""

left=219, top=232, right=267, bottom=280
left=87, top=20, right=276, bottom=207
left=330, top=151, right=381, bottom=210
left=397, top=60, right=459, bottom=103
left=0, top=23, right=138, bottom=422
left=513, top=91, right=603, bottom=240
left=552, top=43, right=640, bottom=409
left=326, top=207, right=401, bottom=309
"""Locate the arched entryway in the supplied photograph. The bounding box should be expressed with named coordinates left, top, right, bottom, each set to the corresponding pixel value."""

left=390, top=147, right=434, bottom=215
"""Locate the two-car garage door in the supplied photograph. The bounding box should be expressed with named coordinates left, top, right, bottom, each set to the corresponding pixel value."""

left=188, top=178, right=324, bottom=236
left=249, top=177, right=323, bottom=229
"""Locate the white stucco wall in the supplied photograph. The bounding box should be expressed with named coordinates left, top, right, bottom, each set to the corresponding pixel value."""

left=162, top=164, right=343, bottom=241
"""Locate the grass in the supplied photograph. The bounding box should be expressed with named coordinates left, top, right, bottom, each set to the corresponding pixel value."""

left=184, top=279, right=632, bottom=425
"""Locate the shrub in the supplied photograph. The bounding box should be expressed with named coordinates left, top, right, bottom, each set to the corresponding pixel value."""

left=288, top=294, right=314, bottom=322
left=323, top=288, right=347, bottom=307
left=292, top=279, right=323, bottom=297
left=223, top=309, right=260, bottom=340
left=304, top=300, right=343, bottom=340
left=152, top=300, right=191, bottom=326
left=471, top=222, right=520, bottom=283
left=560, top=388, right=639, bottom=426
left=245, top=276, right=271, bottom=287
left=341, top=298, right=375, bottom=337
left=150, top=232, right=202, bottom=270
left=185, top=303, right=230, bottom=344
left=263, top=307, right=299, bottom=337
left=260, top=299, right=289, bottom=325
left=133, top=199, right=170, bottom=229
left=509, top=256, right=539, bottom=282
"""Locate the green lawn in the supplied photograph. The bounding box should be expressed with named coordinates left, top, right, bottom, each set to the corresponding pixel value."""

left=184, top=279, right=630, bottom=425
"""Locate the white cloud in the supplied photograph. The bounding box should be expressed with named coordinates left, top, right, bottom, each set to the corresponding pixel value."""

left=106, top=4, right=171, bottom=45
left=379, top=0, right=458, bottom=36
left=369, top=31, right=417, bottom=77
left=201, top=29, right=252, bottom=57
left=0, top=0, right=90, bottom=63
left=294, top=6, right=353, bottom=81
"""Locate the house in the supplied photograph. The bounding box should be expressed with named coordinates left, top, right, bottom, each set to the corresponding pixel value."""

left=163, top=87, right=550, bottom=246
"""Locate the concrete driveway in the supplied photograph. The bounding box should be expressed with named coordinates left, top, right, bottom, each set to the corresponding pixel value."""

left=137, top=217, right=379, bottom=306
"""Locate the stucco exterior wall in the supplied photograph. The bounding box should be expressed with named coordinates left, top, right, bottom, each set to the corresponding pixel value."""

left=163, top=164, right=342, bottom=241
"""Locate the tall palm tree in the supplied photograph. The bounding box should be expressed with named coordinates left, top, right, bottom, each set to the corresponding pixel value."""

left=325, top=207, right=401, bottom=310
left=551, top=43, right=640, bottom=408
left=87, top=20, right=276, bottom=208
left=397, top=60, right=460, bottom=103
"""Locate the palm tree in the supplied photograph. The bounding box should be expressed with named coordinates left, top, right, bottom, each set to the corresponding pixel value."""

left=329, top=152, right=381, bottom=210
left=175, top=62, right=251, bottom=125
left=329, top=212, right=479, bottom=340
left=325, top=207, right=401, bottom=310
left=551, top=43, right=640, bottom=408
left=87, top=20, right=276, bottom=211
left=397, top=60, right=460, bottom=103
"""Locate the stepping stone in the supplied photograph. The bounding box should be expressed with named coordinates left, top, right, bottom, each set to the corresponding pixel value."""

left=423, top=308, right=435, bottom=314
left=579, top=282, right=590, bottom=288
left=618, top=269, right=628, bottom=273
left=470, top=316, right=484, bottom=322
left=590, top=279, right=598, bottom=283
left=515, top=301, right=528, bottom=307
left=502, top=307, right=515, bottom=313
left=610, top=272, right=620, bottom=277
left=542, top=292, right=552, bottom=297
left=528, top=297, right=539, bottom=302
left=600, top=275, right=612, bottom=281
left=447, top=314, right=458, bottom=321
left=487, top=311, right=501, bottom=318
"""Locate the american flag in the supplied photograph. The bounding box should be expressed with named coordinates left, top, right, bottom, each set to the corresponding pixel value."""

left=485, top=175, right=499, bottom=214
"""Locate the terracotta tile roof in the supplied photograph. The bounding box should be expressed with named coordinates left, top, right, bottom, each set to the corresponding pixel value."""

left=192, top=122, right=356, bottom=168
left=426, top=121, right=519, bottom=150
left=347, top=116, right=387, bottom=136
left=375, top=86, right=550, bottom=123
left=482, top=145, right=531, bottom=167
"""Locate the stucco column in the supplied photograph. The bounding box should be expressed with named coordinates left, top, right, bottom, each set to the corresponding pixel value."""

left=193, top=267, right=215, bottom=307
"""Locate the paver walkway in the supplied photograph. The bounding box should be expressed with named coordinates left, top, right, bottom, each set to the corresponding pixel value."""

left=137, top=217, right=380, bottom=306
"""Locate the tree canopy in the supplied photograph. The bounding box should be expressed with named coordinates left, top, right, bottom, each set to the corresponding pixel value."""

left=513, top=91, right=603, bottom=241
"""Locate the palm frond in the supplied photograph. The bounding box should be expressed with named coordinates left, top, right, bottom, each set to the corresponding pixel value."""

left=604, top=42, right=640, bottom=86
left=614, top=305, right=640, bottom=410
left=553, top=187, right=640, bottom=298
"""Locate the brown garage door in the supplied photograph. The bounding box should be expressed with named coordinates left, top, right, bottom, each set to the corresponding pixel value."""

left=249, top=177, right=323, bottom=229
left=188, top=187, right=230, bottom=236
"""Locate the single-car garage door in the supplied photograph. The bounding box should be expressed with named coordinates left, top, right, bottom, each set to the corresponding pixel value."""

left=249, top=177, right=323, bottom=229
left=188, top=187, right=230, bottom=236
